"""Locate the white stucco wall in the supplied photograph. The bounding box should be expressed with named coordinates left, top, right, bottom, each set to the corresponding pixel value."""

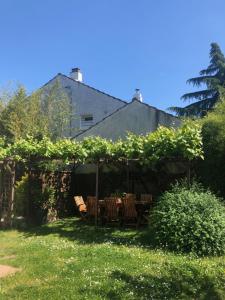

left=41, top=74, right=126, bottom=136
left=75, top=100, right=181, bottom=141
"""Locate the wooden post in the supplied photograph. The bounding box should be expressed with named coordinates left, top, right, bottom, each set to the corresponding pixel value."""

left=126, top=160, right=129, bottom=193
left=0, top=162, right=3, bottom=220
left=95, top=162, right=99, bottom=227
left=27, top=160, right=32, bottom=224
left=8, top=161, right=15, bottom=227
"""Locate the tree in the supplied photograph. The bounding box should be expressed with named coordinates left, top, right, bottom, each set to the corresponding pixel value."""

left=170, top=43, right=225, bottom=117
left=0, top=80, right=72, bottom=141
left=196, top=91, right=225, bottom=197
left=0, top=86, right=29, bottom=140
left=40, top=80, right=73, bottom=140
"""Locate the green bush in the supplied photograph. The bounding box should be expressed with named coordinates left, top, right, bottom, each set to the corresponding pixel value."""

left=14, top=174, right=29, bottom=217
left=150, top=182, right=225, bottom=256
left=14, top=174, right=57, bottom=225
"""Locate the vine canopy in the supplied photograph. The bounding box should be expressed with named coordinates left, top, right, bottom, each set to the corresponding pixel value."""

left=0, top=123, right=204, bottom=165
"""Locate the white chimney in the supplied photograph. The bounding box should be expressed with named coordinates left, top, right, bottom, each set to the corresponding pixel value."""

left=132, top=89, right=143, bottom=102
left=70, top=67, right=83, bottom=82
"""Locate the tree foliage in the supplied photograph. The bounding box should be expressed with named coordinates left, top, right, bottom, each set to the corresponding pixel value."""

left=169, top=43, right=225, bottom=117
left=196, top=92, right=225, bottom=197
left=0, top=80, right=72, bottom=141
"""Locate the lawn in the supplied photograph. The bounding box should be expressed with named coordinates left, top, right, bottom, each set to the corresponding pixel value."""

left=0, top=218, right=224, bottom=300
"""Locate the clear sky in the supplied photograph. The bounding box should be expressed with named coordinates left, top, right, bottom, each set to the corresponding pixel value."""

left=0, top=0, right=225, bottom=110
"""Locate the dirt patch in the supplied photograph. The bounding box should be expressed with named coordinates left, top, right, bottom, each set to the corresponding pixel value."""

left=0, top=255, right=16, bottom=260
left=0, top=265, right=21, bottom=278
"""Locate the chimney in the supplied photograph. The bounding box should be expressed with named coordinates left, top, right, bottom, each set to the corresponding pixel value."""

left=132, top=89, right=143, bottom=102
left=70, top=67, right=83, bottom=82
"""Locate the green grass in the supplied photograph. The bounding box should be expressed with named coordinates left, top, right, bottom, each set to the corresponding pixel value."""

left=0, top=218, right=224, bottom=300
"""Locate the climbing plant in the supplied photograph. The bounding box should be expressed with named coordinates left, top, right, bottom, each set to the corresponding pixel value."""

left=0, top=123, right=203, bottom=165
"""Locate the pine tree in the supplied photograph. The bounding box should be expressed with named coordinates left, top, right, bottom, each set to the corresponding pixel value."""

left=169, top=43, right=225, bottom=117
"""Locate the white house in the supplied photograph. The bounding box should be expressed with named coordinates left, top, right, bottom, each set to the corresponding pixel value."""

left=40, top=67, right=180, bottom=139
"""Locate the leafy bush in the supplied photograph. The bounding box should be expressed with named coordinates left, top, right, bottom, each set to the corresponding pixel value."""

left=14, top=174, right=57, bottom=224
left=14, top=174, right=29, bottom=217
left=150, top=182, right=225, bottom=256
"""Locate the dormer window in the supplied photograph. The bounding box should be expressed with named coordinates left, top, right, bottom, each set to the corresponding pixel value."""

left=80, top=114, right=94, bottom=129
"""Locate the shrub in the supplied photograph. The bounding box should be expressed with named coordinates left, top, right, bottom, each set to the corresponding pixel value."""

left=14, top=174, right=57, bottom=225
left=150, top=181, right=225, bottom=256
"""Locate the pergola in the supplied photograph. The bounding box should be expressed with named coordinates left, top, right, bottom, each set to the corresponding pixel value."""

left=0, top=124, right=203, bottom=227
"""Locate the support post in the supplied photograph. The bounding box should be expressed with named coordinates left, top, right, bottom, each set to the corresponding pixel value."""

left=126, top=160, right=129, bottom=193
left=0, top=163, right=3, bottom=220
left=8, top=161, right=15, bottom=227
left=95, top=162, right=99, bottom=227
left=27, top=160, right=32, bottom=224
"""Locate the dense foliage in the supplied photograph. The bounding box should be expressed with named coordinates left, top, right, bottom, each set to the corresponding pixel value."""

left=14, top=174, right=57, bottom=224
left=0, top=123, right=203, bottom=165
left=197, top=95, right=225, bottom=198
left=0, top=81, right=72, bottom=141
left=170, top=43, right=225, bottom=117
left=150, top=182, right=225, bottom=256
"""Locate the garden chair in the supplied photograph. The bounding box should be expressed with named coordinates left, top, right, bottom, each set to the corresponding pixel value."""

left=124, top=193, right=136, bottom=201
left=87, top=196, right=98, bottom=219
left=140, top=194, right=153, bottom=203
left=74, top=196, right=87, bottom=220
left=104, top=197, right=121, bottom=226
left=122, top=197, right=138, bottom=227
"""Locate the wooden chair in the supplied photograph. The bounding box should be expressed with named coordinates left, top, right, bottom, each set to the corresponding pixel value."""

left=104, top=197, right=120, bottom=225
left=140, top=194, right=153, bottom=203
left=74, top=196, right=87, bottom=220
left=87, top=196, right=97, bottom=218
left=124, top=193, right=136, bottom=201
left=122, top=197, right=138, bottom=227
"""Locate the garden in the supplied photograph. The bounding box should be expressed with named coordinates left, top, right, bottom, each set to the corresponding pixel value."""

left=0, top=119, right=225, bottom=299
left=0, top=218, right=225, bottom=300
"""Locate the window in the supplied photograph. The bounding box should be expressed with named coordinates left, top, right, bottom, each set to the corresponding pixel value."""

left=80, top=114, right=94, bottom=129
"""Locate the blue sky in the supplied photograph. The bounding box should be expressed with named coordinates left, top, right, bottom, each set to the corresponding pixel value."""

left=0, top=0, right=225, bottom=110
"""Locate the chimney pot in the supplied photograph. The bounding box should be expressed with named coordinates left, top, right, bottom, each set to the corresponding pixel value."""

left=70, top=67, right=83, bottom=82
left=132, top=88, right=143, bottom=102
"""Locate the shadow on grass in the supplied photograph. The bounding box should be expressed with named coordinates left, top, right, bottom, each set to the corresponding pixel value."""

left=16, top=218, right=152, bottom=248
left=79, top=268, right=223, bottom=300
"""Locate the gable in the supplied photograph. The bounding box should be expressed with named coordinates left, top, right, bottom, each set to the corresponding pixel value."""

left=75, top=100, right=181, bottom=141
left=40, top=74, right=127, bottom=135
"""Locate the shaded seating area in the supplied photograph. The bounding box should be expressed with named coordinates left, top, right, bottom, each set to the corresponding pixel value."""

left=74, top=193, right=154, bottom=227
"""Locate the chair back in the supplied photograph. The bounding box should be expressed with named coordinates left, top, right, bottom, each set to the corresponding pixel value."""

left=74, top=196, right=84, bottom=207
left=124, top=193, right=136, bottom=201
left=74, top=196, right=87, bottom=212
left=104, top=197, right=119, bottom=221
left=87, top=196, right=97, bottom=217
left=123, top=198, right=137, bottom=219
left=140, top=194, right=153, bottom=203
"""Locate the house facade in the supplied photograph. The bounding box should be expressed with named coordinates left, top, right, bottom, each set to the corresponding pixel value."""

left=41, top=68, right=180, bottom=139
left=41, top=68, right=126, bottom=136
